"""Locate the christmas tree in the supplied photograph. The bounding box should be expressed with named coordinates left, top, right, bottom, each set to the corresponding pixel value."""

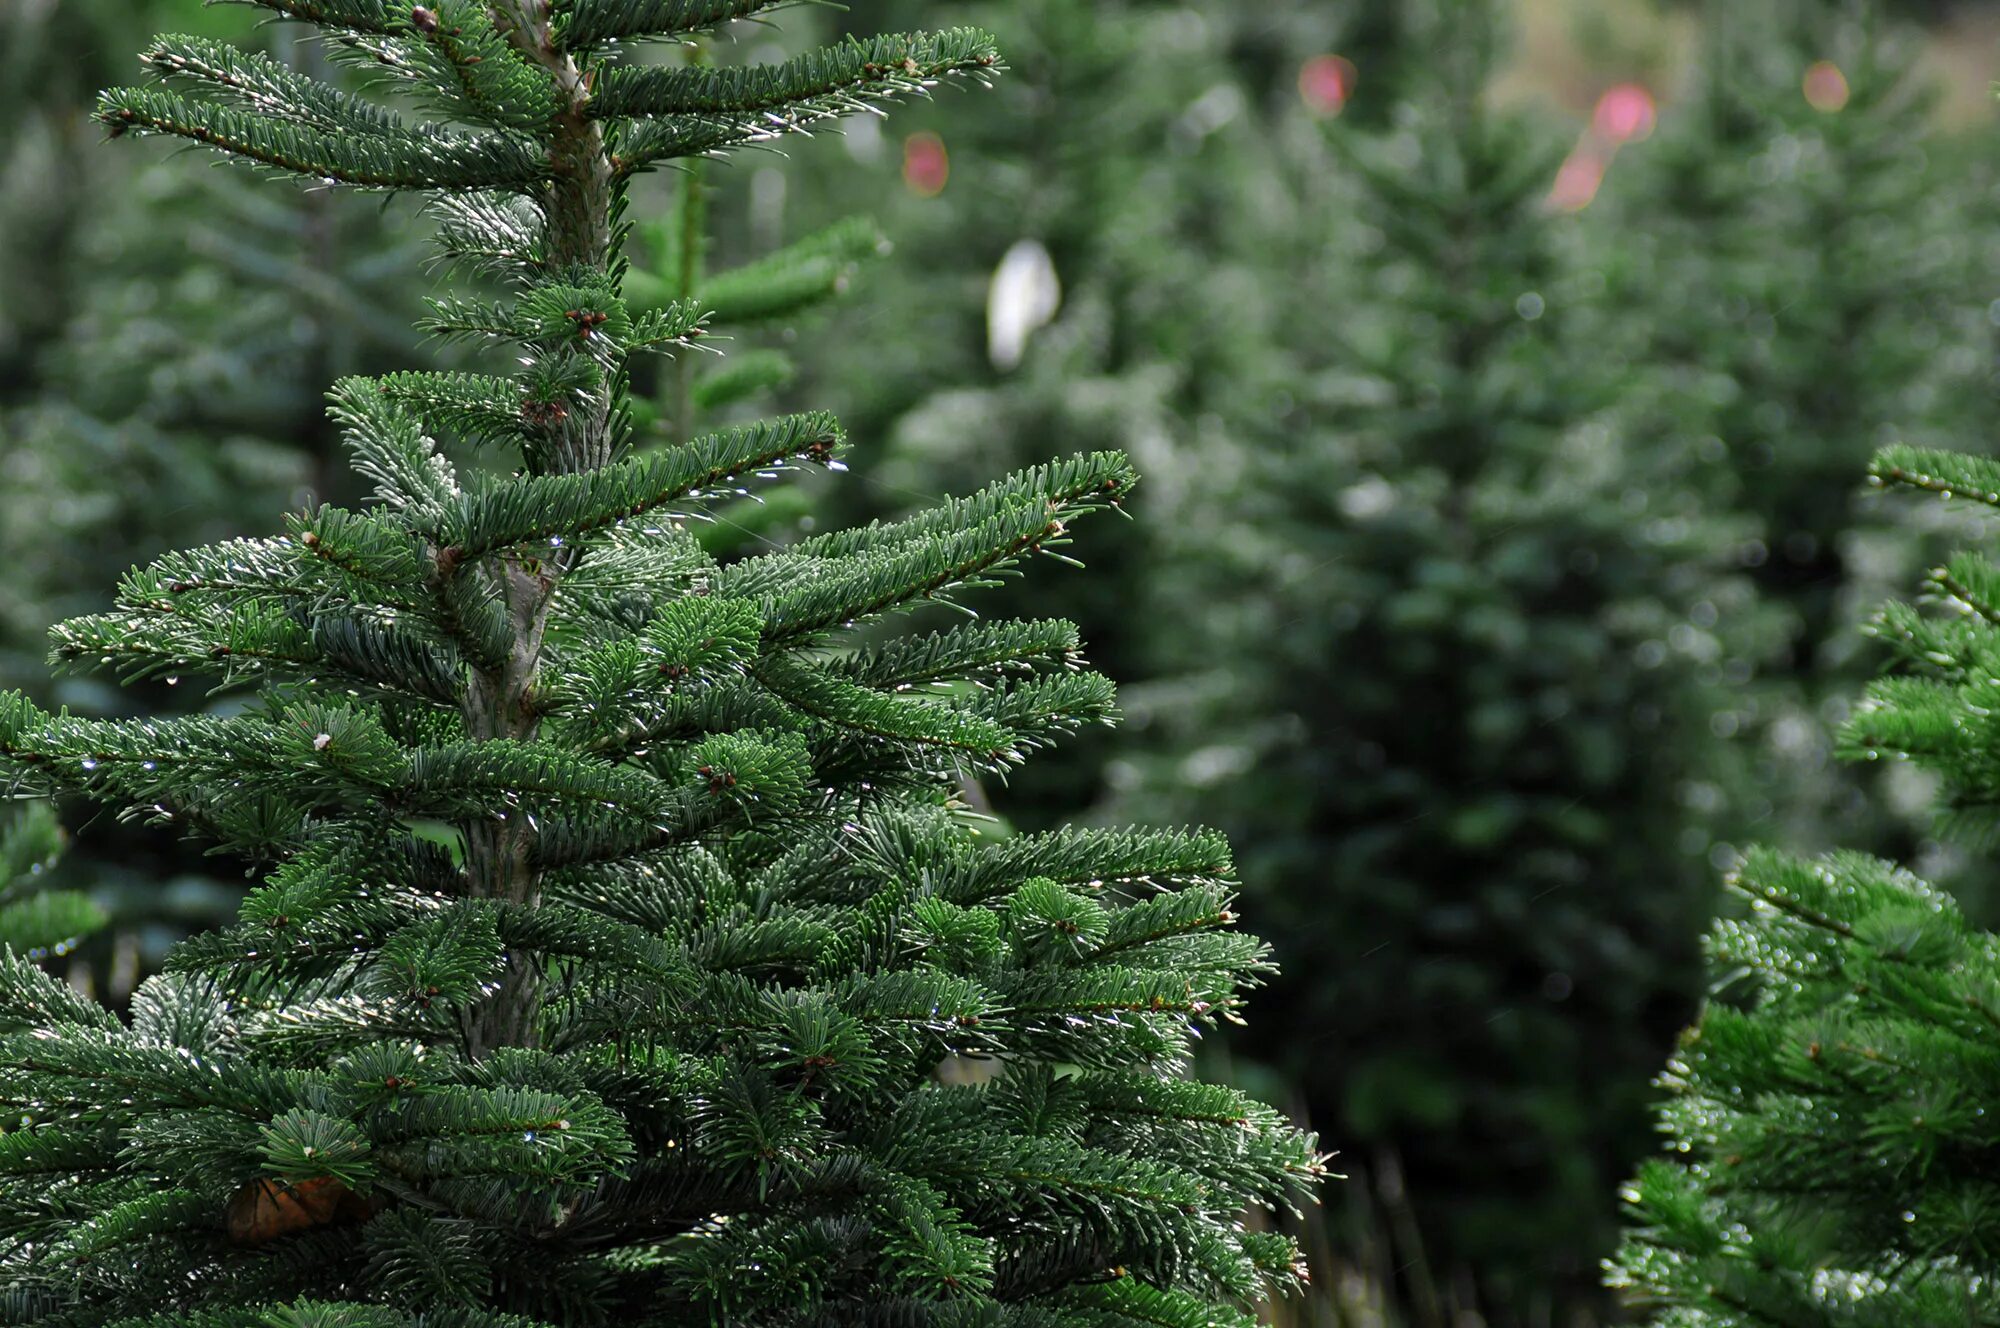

left=1609, top=443, right=2000, bottom=1325
left=0, top=4, right=1321, bottom=1323
left=1596, top=0, right=2000, bottom=874
left=1117, top=0, right=1785, bottom=1318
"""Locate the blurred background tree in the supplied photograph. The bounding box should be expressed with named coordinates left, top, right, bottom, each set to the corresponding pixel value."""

left=6, top=0, right=2000, bottom=1324
left=0, top=0, right=429, bottom=989
left=1106, top=1, right=1789, bottom=1318
left=770, top=0, right=2000, bottom=1322
left=1595, top=0, right=2000, bottom=896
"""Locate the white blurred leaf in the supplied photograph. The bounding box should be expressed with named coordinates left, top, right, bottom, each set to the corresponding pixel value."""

left=986, top=238, right=1061, bottom=371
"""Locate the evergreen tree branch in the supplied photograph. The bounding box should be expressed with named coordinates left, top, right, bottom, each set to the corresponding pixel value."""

left=832, top=619, right=1085, bottom=687
left=447, top=412, right=840, bottom=557
left=556, top=0, right=802, bottom=48
left=139, top=35, right=406, bottom=135
left=752, top=654, right=1015, bottom=757
left=214, top=0, right=403, bottom=35
left=590, top=30, right=1000, bottom=120
left=373, top=371, right=532, bottom=448
left=96, top=87, right=546, bottom=190
left=604, top=31, right=1002, bottom=177
left=754, top=453, right=1136, bottom=643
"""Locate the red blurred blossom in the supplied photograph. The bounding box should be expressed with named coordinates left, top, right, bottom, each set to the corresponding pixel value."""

left=902, top=131, right=949, bottom=197
left=1548, top=143, right=1611, bottom=213
left=1803, top=61, right=1850, bottom=113
left=1548, top=84, right=1654, bottom=213
left=1592, top=83, right=1656, bottom=145
left=1298, top=55, right=1356, bottom=117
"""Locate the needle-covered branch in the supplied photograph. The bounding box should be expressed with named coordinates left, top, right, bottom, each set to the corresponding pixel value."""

left=588, top=30, right=1000, bottom=120
left=1616, top=442, right=2000, bottom=1323
left=214, top=0, right=405, bottom=36
left=603, top=30, right=1002, bottom=176
left=138, top=35, right=407, bottom=135
left=96, top=87, right=545, bottom=190
left=555, top=0, right=801, bottom=49
left=446, top=411, right=841, bottom=556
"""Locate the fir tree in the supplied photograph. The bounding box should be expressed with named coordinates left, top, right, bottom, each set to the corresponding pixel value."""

left=0, top=4, right=1321, bottom=1324
left=1597, top=0, right=2000, bottom=874
left=1118, top=1, right=1783, bottom=1318
left=1609, top=443, right=2000, bottom=1325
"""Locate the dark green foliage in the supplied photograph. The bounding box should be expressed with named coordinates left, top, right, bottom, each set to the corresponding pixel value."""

left=784, top=0, right=1341, bottom=827
left=1610, top=849, right=2000, bottom=1326
left=0, top=0, right=441, bottom=975
left=1610, top=450, right=2000, bottom=1322
left=1597, top=0, right=2000, bottom=865
left=0, top=803, right=106, bottom=962
left=1112, top=0, right=1786, bottom=1318
left=0, top=4, right=1321, bottom=1324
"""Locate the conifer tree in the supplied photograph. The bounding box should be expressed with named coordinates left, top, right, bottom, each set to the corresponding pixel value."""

left=0, top=4, right=1321, bottom=1323
left=1117, top=0, right=1782, bottom=1317
left=1609, top=443, right=2000, bottom=1325
left=1597, top=0, right=2000, bottom=873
